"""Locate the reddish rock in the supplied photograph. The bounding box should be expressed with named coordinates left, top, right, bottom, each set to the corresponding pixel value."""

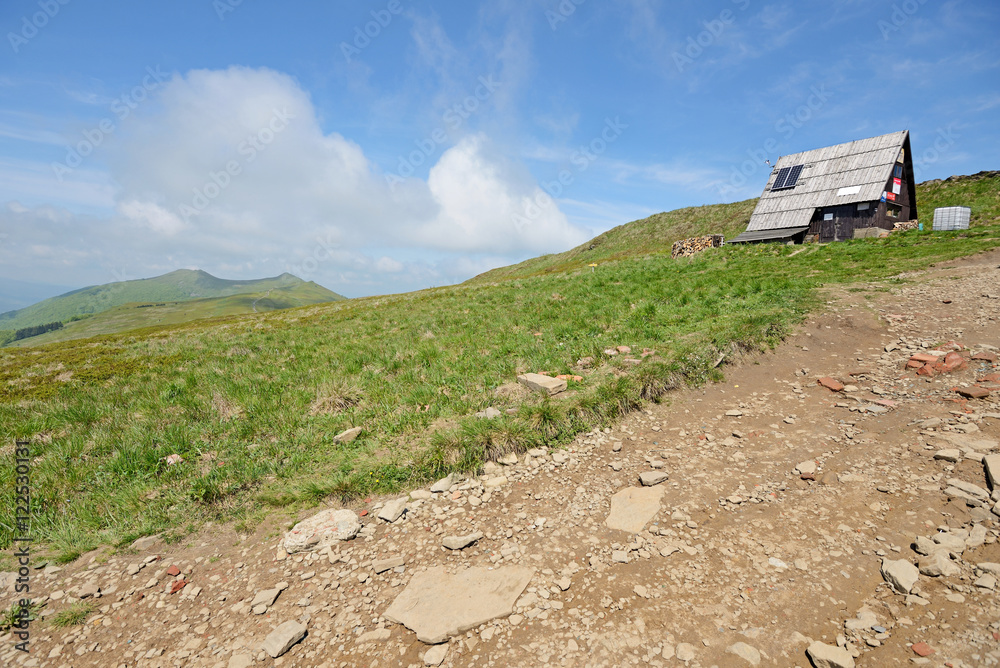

left=359, top=510, right=369, bottom=517
left=165, top=565, right=180, bottom=577
left=942, top=299, right=952, bottom=304
left=911, top=642, right=935, bottom=657
left=973, top=351, right=999, bottom=363
left=910, top=353, right=940, bottom=364
left=169, top=579, right=188, bottom=594
left=817, top=377, right=845, bottom=392
left=905, top=360, right=924, bottom=369
left=616, top=345, right=632, bottom=354
left=956, top=387, right=991, bottom=399
left=916, top=365, right=938, bottom=377
left=940, top=352, right=967, bottom=373
left=979, top=372, right=1000, bottom=383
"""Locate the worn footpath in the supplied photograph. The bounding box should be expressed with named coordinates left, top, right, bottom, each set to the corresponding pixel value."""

left=3, top=248, right=1000, bottom=668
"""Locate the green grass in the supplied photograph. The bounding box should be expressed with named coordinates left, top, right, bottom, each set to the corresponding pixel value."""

left=7, top=282, right=344, bottom=348
left=0, top=601, right=42, bottom=632
left=1, top=172, right=998, bottom=563
left=48, top=602, right=94, bottom=628
left=0, top=269, right=344, bottom=333
left=472, top=199, right=758, bottom=282
left=472, top=171, right=1000, bottom=283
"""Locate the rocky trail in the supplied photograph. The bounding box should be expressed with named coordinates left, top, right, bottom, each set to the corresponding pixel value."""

left=4, top=248, right=1000, bottom=668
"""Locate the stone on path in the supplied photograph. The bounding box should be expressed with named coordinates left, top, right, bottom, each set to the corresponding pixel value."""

left=933, top=449, right=961, bottom=463
left=378, top=497, right=408, bottom=523
left=384, top=566, right=534, bottom=644
left=956, top=386, right=990, bottom=399
left=373, top=556, right=406, bottom=574
left=727, top=641, right=761, bottom=665
left=881, top=558, right=919, bottom=594
left=675, top=643, right=696, bottom=661
left=442, top=532, right=483, bottom=550
left=334, top=426, right=363, bottom=443
left=262, top=620, right=307, bottom=658
left=639, top=471, right=669, bottom=487
left=430, top=474, right=455, bottom=493
left=130, top=534, right=162, bottom=551
left=795, top=461, right=817, bottom=475
left=918, top=551, right=960, bottom=577
left=228, top=653, right=253, bottom=668
left=984, top=454, right=1000, bottom=490
left=806, top=641, right=855, bottom=668
left=281, top=509, right=360, bottom=554
left=817, top=377, right=845, bottom=392
left=605, top=486, right=665, bottom=533
left=516, top=373, right=567, bottom=396
left=423, top=643, right=448, bottom=666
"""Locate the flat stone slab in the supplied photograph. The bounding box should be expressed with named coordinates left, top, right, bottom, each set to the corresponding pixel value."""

left=639, top=471, right=669, bottom=486
left=378, top=497, right=408, bottom=523
left=262, top=620, right=307, bottom=658
left=806, top=641, right=855, bottom=668
left=605, top=486, right=665, bottom=533
left=281, top=509, right=360, bottom=554
left=881, top=558, right=919, bottom=594
left=442, top=532, right=483, bottom=550
left=516, top=373, right=567, bottom=396
left=984, top=454, right=1000, bottom=490
left=384, top=566, right=534, bottom=644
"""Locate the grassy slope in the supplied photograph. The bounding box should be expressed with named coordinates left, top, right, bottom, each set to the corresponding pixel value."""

left=0, top=269, right=345, bottom=331
left=9, top=282, right=343, bottom=347
left=473, top=199, right=758, bottom=282
left=473, top=171, right=1000, bottom=283
left=3, top=222, right=1000, bottom=560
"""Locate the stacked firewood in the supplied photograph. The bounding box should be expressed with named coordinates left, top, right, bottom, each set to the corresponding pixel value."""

left=671, top=235, right=725, bottom=259
left=892, top=220, right=920, bottom=232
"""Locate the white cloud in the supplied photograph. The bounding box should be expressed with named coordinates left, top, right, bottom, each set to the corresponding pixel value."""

left=2, top=66, right=590, bottom=296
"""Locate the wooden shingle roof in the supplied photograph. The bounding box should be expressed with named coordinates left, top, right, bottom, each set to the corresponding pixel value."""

left=746, top=131, right=908, bottom=232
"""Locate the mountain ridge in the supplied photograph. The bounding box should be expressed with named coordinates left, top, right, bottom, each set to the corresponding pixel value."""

left=0, top=269, right=344, bottom=333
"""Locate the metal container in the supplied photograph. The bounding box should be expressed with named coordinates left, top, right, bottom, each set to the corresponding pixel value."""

left=932, top=206, right=971, bottom=231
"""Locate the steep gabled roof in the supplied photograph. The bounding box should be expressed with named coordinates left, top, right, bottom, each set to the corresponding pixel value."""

left=746, top=131, right=909, bottom=231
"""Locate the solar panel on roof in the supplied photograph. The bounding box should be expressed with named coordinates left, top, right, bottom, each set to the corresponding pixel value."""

left=784, top=164, right=803, bottom=188
left=772, top=164, right=804, bottom=191
left=772, top=167, right=791, bottom=190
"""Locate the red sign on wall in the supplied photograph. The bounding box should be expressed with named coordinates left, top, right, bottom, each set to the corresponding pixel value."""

left=893, top=178, right=902, bottom=186
left=887, top=192, right=897, bottom=201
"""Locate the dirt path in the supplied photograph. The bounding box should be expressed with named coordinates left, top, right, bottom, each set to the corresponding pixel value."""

left=4, top=249, right=1000, bottom=668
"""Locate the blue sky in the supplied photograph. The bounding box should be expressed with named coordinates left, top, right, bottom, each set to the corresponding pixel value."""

left=0, top=0, right=998, bottom=301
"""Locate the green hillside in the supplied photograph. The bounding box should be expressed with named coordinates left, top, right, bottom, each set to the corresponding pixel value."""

left=0, top=170, right=997, bottom=563
left=0, top=269, right=342, bottom=332
left=8, top=281, right=342, bottom=347
left=472, top=170, right=1000, bottom=283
